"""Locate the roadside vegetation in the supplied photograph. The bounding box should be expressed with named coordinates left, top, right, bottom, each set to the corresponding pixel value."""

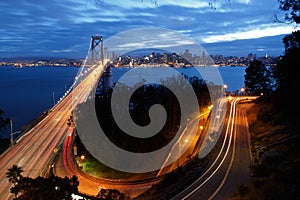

left=229, top=94, right=299, bottom=200
left=74, top=135, right=134, bottom=179
left=6, top=165, right=79, bottom=200
left=94, top=74, right=211, bottom=153
left=138, top=1, right=300, bottom=198
left=232, top=0, right=300, bottom=198
left=75, top=73, right=213, bottom=180
left=6, top=164, right=130, bottom=200
left=0, top=108, right=10, bottom=154
left=4, top=0, right=300, bottom=198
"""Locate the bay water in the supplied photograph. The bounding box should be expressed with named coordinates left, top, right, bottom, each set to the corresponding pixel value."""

left=0, top=65, right=245, bottom=138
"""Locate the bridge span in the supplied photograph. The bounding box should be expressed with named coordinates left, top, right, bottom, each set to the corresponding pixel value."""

left=0, top=48, right=108, bottom=199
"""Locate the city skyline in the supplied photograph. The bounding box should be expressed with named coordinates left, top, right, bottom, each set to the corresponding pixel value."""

left=0, top=52, right=280, bottom=67
left=1, top=0, right=300, bottom=58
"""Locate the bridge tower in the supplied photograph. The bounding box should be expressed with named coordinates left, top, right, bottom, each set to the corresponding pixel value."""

left=91, top=35, right=104, bottom=65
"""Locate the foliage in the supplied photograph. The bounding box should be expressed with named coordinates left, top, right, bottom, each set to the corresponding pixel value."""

left=275, top=0, right=300, bottom=91
left=6, top=165, right=79, bottom=200
left=271, top=0, right=300, bottom=120
left=0, top=108, right=11, bottom=154
left=11, top=175, right=79, bottom=200
left=6, top=165, right=24, bottom=186
left=278, top=0, right=300, bottom=24
left=0, top=108, right=9, bottom=130
left=273, top=30, right=300, bottom=92
left=95, top=74, right=210, bottom=153
left=97, top=188, right=131, bottom=200
left=244, top=59, right=273, bottom=95
left=237, top=98, right=300, bottom=200
left=271, top=30, right=300, bottom=119
left=0, top=137, right=10, bottom=154
left=233, top=2, right=300, bottom=199
left=74, top=130, right=136, bottom=179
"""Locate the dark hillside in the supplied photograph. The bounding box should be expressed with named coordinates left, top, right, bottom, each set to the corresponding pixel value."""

left=232, top=95, right=300, bottom=199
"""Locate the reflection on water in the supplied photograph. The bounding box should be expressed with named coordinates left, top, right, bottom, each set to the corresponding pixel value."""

left=0, top=65, right=245, bottom=138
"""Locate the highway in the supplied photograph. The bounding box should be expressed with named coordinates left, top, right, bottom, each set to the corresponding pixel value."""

left=171, top=96, right=257, bottom=200
left=0, top=58, right=256, bottom=200
left=0, top=62, right=104, bottom=200
left=51, top=95, right=223, bottom=199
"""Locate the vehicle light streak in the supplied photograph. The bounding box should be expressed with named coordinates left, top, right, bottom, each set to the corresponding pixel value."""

left=180, top=98, right=238, bottom=200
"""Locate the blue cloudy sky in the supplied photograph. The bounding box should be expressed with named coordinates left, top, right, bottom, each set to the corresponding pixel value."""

left=0, top=0, right=299, bottom=58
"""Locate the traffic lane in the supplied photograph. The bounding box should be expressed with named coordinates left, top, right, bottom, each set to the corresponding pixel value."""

left=212, top=103, right=252, bottom=200
left=0, top=106, right=70, bottom=199
left=180, top=125, right=233, bottom=200
left=171, top=99, right=236, bottom=200
left=0, top=66, right=103, bottom=199
left=0, top=81, right=78, bottom=198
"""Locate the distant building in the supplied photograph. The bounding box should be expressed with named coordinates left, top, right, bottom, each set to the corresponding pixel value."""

left=182, top=49, right=192, bottom=63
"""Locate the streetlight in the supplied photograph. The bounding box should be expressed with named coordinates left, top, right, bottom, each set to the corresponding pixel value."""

left=240, top=87, right=245, bottom=96
left=10, top=118, right=13, bottom=145
left=223, top=84, right=228, bottom=94
left=53, top=92, right=55, bottom=106
left=9, top=118, right=20, bottom=145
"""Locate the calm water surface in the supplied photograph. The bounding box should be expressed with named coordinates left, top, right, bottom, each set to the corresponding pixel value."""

left=0, top=66, right=79, bottom=137
left=0, top=65, right=245, bottom=137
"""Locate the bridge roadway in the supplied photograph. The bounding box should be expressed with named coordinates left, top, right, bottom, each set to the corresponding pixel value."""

left=0, top=61, right=238, bottom=199
left=0, top=62, right=105, bottom=200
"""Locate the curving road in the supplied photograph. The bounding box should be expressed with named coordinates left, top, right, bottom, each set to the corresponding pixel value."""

left=172, top=96, right=257, bottom=200
left=0, top=61, right=254, bottom=200
left=53, top=126, right=159, bottom=198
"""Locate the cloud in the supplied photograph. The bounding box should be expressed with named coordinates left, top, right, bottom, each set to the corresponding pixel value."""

left=234, top=0, right=252, bottom=4
left=104, top=0, right=208, bottom=9
left=202, top=24, right=300, bottom=43
left=118, top=42, right=146, bottom=48
left=0, top=0, right=295, bottom=57
left=202, top=34, right=286, bottom=56
left=52, top=49, right=73, bottom=53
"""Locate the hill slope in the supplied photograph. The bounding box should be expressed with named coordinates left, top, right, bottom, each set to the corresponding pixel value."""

left=232, top=96, right=300, bottom=199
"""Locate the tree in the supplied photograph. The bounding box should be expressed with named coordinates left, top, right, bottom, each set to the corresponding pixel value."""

left=275, top=0, right=300, bottom=88
left=273, top=31, right=300, bottom=91
left=272, top=0, right=300, bottom=116
left=97, top=188, right=131, bottom=200
left=6, top=165, right=24, bottom=186
left=278, top=0, right=300, bottom=24
left=0, top=108, right=9, bottom=130
left=0, top=108, right=10, bottom=154
left=244, top=59, right=273, bottom=95
left=9, top=175, right=79, bottom=200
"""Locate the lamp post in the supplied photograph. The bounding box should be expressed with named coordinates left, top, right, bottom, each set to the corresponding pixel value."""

left=223, top=84, right=228, bottom=94
left=53, top=91, right=55, bottom=106
left=9, top=118, right=21, bottom=145
left=10, top=118, right=13, bottom=145
left=240, top=87, right=245, bottom=96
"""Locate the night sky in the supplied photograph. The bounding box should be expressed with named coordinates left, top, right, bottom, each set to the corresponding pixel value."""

left=1, top=0, right=299, bottom=58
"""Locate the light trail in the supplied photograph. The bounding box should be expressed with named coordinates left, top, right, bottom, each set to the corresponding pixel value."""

left=0, top=60, right=105, bottom=199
